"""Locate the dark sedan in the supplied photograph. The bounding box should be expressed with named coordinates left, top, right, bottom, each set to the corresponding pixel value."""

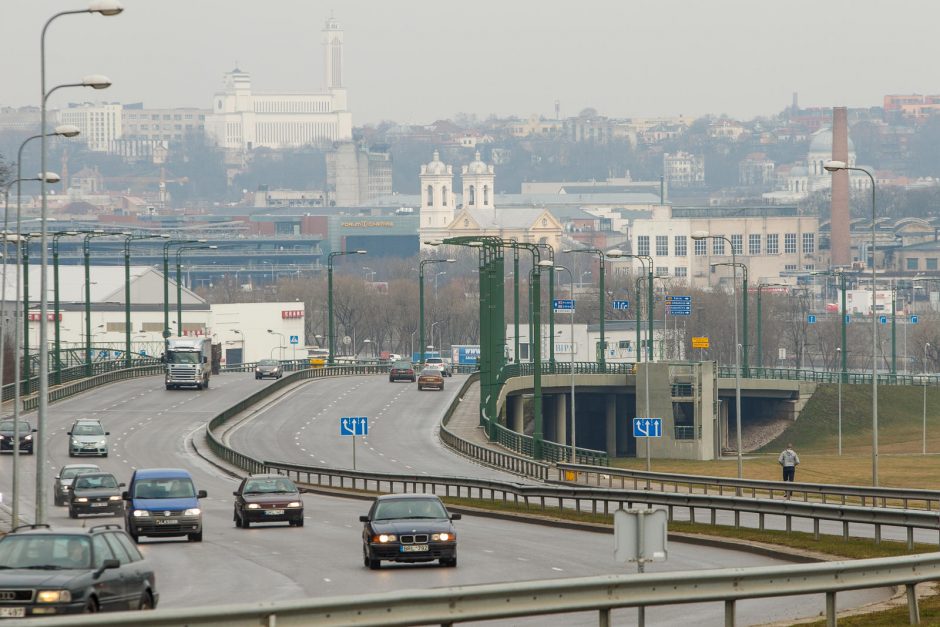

left=0, top=524, right=158, bottom=616
left=68, top=473, right=125, bottom=519
left=255, top=359, right=283, bottom=380
left=0, top=419, right=36, bottom=454
left=360, top=494, right=460, bottom=569
left=389, top=360, right=416, bottom=383
left=54, top=464, right=101, bottom=506
left=233, top=474, right=304, bottom=528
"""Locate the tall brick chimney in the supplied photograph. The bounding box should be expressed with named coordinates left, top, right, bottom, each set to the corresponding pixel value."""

left=830, top=107, right=850, bottom=266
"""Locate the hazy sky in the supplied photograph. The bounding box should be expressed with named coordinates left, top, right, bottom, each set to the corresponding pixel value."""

left=3, top=0, right=939, bottom=124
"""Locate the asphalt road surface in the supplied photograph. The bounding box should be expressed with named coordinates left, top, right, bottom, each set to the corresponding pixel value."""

left=0, top=372, right=891, bottom=625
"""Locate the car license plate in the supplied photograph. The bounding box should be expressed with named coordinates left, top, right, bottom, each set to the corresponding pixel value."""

left=401, top=544, right=429, bottom=553
left=265, top=509, right=284, bottom=515
left=0, top=608, right=25, bottom=618
left=155, top=519, right=178, bottom=525
left=91, top=502, right=108, bottom=507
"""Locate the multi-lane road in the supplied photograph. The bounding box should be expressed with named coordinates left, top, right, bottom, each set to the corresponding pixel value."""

left=0, top=372, right=889, bottom=624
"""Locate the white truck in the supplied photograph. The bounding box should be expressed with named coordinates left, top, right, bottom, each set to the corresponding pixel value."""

left=164, top=336, right=212, bottom=390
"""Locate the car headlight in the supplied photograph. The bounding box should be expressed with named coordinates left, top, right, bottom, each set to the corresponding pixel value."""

left=132, top=509, right=150, bottom=517
left=183, top=508, right=201, bottom=516
left=0, top=435, right=5, bottom=440
left=97, top=440, right=107, bottom=446
left=36, top=590, right=71, bottom=603
left=246, top=503, right=261, bottom=509
left=376, top=534, right=397, bottom=543
left=287, top=501, right=302, bottom=508
left=75, top=497, right=88, bottom=503
left=432, top=532, right=454, bottom=541
left=108, top=495, right=121, bottom=501
left=24, top=434, right=33, bottom=441
left=255, top=367, right=261, bottom=372
left=59, top=486, right=70, bottom=492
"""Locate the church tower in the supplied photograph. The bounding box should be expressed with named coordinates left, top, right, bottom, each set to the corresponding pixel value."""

left=419, top=151, right=455, bottom=244
left=323, top=17, right=343, bottom=90
left=461, top=151, right=495, bottom=212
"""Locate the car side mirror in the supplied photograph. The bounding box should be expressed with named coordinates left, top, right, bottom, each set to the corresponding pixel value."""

left=232, top=491, right=239, bottom=496
left=66, top=431, right=72, bottom=436
left=450, top=513, right=462, bottom=520
left=118, top=483, right=126, bottom=488
left=121, top=491, right=130, bottom=500
left=197, top=489, right=208, bottom=498
left=359, top=515, right=369, bottom=522
left=105, top=432, right=110, bottom=436
left=32, top=428, right=37, bottom=433
left=94, top=559, right=120, bottom=579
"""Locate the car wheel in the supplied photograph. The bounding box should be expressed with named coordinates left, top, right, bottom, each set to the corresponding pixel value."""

left=242, top=518, right=250, bottom=529
left=54, top=496, right=62, bottom=506
left=256, top=375, right=260, bottom=380
left=102, top=453, right=108, bottom=458
left=188, top=531, right=203, bottom=542
left=165, top=384, right=173, bottom=390
left=196, top=382, right=203, bottom=390
left=138, top=590, right=155, bottom=611
left=128, top=528, right=140, bottom=544
left=442, top=556, right=457, bottom=567
left=234, top=509, right=242, bottom=528
left=82, top=598, right=99, bottom=613
left=204, top=378, right=210, bottom=389
left=366, top=548, right=381, bottom=570
left=68, top=507, right=78, bottom=519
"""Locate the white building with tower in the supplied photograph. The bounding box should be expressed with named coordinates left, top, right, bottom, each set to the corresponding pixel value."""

left=205, top=17, right=353, bottom=151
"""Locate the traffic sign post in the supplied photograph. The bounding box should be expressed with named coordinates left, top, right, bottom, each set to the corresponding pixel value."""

left=552, top=299, right=575, bottom=313
left=289, top=335, right=299, bottom=345
left=665, top=295, right=692, bottom=316
left=633, top=417, right=662, bottom=438
left=614, top=507, right=668, bottom=626
left=340, top=416, right=369, bottom=469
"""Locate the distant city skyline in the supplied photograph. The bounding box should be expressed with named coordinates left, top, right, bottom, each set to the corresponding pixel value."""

left=4, top=0, right=940, bottom=125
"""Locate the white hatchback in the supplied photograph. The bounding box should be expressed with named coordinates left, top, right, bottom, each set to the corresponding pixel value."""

left=423, top=358, right=451, bottom=377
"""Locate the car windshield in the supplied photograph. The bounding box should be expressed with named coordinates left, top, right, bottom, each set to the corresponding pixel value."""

left=242, top=477, right=296, bottom=494
left=373, top=498, right=447, bottom=520
left=420, top=369, right=441, bottom=376
left=74, top=475, right=119, bottom=490
left=0, top=535, right=92, bottom=570
left=258, top=360, right=278, bottom=366
left=61, top=466, right=99, bottom=480
left=425, top=358, right=443, bottom=364
left=167, top=351, right=200, bottom=364
left=392, top=361, right=412, bottom=369
left=0, top=421, right=29, bottom=432
left=133, top=477, right=195, bottom=499
left=71, top=423, right=104, bottom=436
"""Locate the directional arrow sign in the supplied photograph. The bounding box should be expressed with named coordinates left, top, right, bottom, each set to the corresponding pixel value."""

left=553, top=299, right=575, bottom=312
left=879, top=315, right=888, bottom=325
left=612, top=300, right=630, bottom=310
left=807, top=314, right=817, bottom=324
left=633, top=417, right=662, bottom=438
left=340, top=417, right=369, bottom=436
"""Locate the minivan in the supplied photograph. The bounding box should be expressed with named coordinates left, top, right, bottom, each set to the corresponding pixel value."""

left=122, top=468, right=207, bottom=543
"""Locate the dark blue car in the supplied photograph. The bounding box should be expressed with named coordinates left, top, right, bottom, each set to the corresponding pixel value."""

left=122, top=468, right=207, bottom=544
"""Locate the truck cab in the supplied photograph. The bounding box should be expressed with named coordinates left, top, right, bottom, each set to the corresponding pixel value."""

left=164, top=336, right=211, bottom=390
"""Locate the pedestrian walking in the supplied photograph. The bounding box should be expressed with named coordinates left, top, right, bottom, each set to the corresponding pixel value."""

left=778, top=442, right=800, bottom=497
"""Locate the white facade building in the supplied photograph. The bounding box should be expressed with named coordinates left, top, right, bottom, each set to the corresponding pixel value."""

left=213, top=302, right=306, bottom=364
left=205, top=17, right=352, bottom=151
left=58, top=103, right=123, bottom=152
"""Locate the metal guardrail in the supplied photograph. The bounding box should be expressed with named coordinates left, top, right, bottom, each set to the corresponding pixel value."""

left=19, top=551, right=939, bottom=626
left=554, top=463, right=940, bottom=511
left=1, top=358, right=159, bottom=403
left=21, top=364, right=165, bottom=412
left=723, top=365, right=940, bottom=386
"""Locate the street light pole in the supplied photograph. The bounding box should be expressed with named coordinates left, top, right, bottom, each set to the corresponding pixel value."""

left=825, top=160, right=878, bottom=486
left=554, top=266, right=576, bottom=461
left=925, top=342, right=930, bottom=456
left=125, top=233, right=169, bottom=367
left=836, top=347, right=843, bottom=456
left=164, top=239, right=205, bottom=339
left=51, top=230, right=78, bottom=382
left=327, top=250, right=367, bottom=366
left=81, top=231, right=107, bottom=376
left=563, top=248, right=607, bottom=370
left=267, top=329, right=286, bottom=360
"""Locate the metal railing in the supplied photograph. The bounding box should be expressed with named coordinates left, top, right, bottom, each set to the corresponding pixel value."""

left=20, top=552, right=939, bottom=626
left=21, top=364, right=165, bottom=412
left=553, top=463, right=940, bottom=511
left=1, top=358, right=159, bottom=403
left=722, top=365, right=940, bottom=386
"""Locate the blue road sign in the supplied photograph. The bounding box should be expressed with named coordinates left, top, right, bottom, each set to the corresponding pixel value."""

left=807, top=314, right=817, bottom=324
left=340, top=416, right=369, bottom=436
left=632, top=417, right=663, bottom=438
left=552, top=299, right=574, bottom=311
left=879, top=315, right=888, bottom=325
left=665, top=295, right=691, bottom=302
left=140, top=350, right=147, bottom=356
left=612, top=300, right=630, bottom=310
left=845, top=315, right=851, bottom=324
left=911, top=315, right=919, bottom=324
left=289, top=335, right=299, bottom=345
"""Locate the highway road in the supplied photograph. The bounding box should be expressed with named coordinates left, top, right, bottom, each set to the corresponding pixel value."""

left=0, top=372, right=891, bottom=625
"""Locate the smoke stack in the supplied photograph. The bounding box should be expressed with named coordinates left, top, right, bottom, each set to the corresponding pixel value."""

left=830, top=107, right=850, bottom=266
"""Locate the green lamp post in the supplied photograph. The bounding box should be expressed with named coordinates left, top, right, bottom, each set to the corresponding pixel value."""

left=175, top=245, right=218, bottom=337
left=563, top=248, right=608, bottom=369
left=419, top=257, right=456, bottom=365
left=51, top=229, right=79, bottom=382
left=164, top=239, right=205, bottom=339
left=124, top=233, right=170, bottom=367
left=327, top=249, right=367, bottom=366
left=82, top=230, right=110, bottom=376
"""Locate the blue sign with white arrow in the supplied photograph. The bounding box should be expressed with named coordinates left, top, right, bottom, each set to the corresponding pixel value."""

left=911, top=315, right=919, bottom=324
left=552, top=299, right=574, bottom=311
left=612, top=300, right=630, bottom=310
left=633, top=417, right=662, bottom=438
left=879, top=315, right=888, bottom=325
left=340, top=416, right=369, bottom=436
left=807, top=314, right=817, bottom=324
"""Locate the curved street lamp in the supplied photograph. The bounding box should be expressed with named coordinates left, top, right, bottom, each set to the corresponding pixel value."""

left=824, top=160, right=878, bottom=486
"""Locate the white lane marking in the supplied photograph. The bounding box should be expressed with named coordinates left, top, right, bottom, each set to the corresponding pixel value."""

left=552, top=567, right=564, bottom=572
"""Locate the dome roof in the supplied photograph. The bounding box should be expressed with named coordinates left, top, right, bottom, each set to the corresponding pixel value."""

left=424, top=150, right=448, bottom=176
left=808, top=128, right=855, bottom=154
left=466, top=151, right=490, bottom=175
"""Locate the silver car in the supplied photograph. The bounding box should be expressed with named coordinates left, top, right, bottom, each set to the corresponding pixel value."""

left=68, top=419, right=109, bottom=457
left=54, top=463, right=101, bottom=506
left=255, top=359, right=283, bottom=379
